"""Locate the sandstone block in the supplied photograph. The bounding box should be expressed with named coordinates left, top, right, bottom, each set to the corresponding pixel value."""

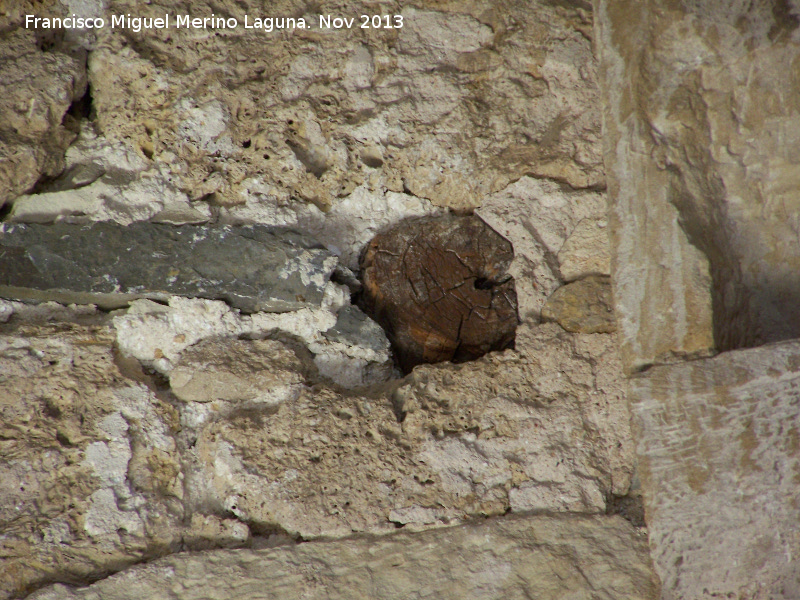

left=541, top=275, right=616, bottom=334
left=28, top=514, right=660, bottom=600
left=0, top=222, right=338, bottom=313
left=558, top=217, right=610, bottom=281
left=630, top=341, right=800, bottom=599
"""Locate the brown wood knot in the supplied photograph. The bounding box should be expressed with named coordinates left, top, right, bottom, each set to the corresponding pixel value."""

left=359, top=214, right=518, bottom=373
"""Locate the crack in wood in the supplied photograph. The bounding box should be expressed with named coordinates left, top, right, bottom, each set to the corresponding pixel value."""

left=360, top=214, right=518, bottom=373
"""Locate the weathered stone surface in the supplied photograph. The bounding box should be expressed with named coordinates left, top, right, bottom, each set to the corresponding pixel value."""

left=168, top=337, right=310, bottom=405
left=113, top=297, right=394, bottom=389
left=0, top=29, right=86, bottom=207
left=81, top=0, right=601, bottom=215
left=0, top=326, right=183, bottom=600
left=182, top=514, right=251, bottom=551
left=558, top=217, right=611, bottom=282
left=405, top=323, right=635, bottom=503
left=29, top=515, right=659, bottom=600
left=8, top=123, right=210, bottom=225
left=361, top=215, right=518, bottom=372
left=596, top=0, right=800, bottom=371
left=0, top=320, right=387, bottom=598
left=630, top=341, right=800, bottom=600
left=1, top=0, right=605, bottom=309
left=595, top=6, right=800, bottom=593
left=0, top=315, right=638, bottom=599
left=185, top=323, right=634, bottom=538
left=541, top=275, right=616, bottom=334
left=476, top=177, right=608, bottom=321
left=0, top=222, right=338, bottom=313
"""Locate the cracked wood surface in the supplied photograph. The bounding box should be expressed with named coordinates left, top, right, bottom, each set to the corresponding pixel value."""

left=360, top=215, right=518, bottom=371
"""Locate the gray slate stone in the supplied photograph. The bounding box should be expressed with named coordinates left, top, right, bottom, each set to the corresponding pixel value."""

left=0, top=222, right=336, bottom=313
left=323, top=304, right=390, bottom=354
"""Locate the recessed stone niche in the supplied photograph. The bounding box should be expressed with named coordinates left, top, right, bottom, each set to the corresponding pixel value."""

left=598, top=0, right=800, bottom=372
left=359, top=214, right=518, bottom=373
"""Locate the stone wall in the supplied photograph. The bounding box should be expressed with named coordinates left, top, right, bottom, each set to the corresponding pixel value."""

left=630, top=341, right=800, bottom=600
left=3, top=0, right=798, bottom=598
left=597, top=0, right=800, bottom=597
left=0, top=1, right=658, bottom=599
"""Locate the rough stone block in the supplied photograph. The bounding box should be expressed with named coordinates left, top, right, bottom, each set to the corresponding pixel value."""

left=168, top=337, right=309, bottom=405
left=557, top=216, right=610, bottom=281
left=84, top=1, right=601, bottom=212
left=184, top=323, right=634, bottom=538
left=630, top=341, right=800, bottom=600
left=28, top=514, right=660, bottom=600
left=0, top=326, right=183, bottom=600
left=541, top=275, right=616, bottom=334
left=0, top=222, right=338, bottom=313
left=477, top=178, right=608, bottom=321
left=112, top=296, right=394, bottom=390
left=0, top=29, right=86, bottom=207
left=7, top=123, right=210, bottom=226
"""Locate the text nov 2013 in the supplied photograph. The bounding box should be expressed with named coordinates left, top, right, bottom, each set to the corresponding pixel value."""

left=24, top=14, right=404, bottom=32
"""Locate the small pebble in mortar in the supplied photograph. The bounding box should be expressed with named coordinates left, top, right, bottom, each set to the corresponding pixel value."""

left=359, top=214, right=518, bottom=372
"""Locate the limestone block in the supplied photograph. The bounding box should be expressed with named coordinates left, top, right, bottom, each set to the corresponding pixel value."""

left=81, top=0, right=601, bottom=213
left=596, top=0, right=800, bottom=371
left=8, top=123, right=210, bottom=225
left=183, top=324, right=635, bottom=538
left=113, top=297, right=394, bottom=389
left=29, top=515, right=660, bottom=600
left=541, top=275, right=616, bottom=334
left=477, top=177, right=607, bottom=320
left=169, top=338, right=310, bottom=405
left=594, top=1, right=715, bottom=372
left=630, top=341, right=800, bottom=600
left=0, top=222, right=338, bottom=313
left=0, top=326, right=183, bottom=600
